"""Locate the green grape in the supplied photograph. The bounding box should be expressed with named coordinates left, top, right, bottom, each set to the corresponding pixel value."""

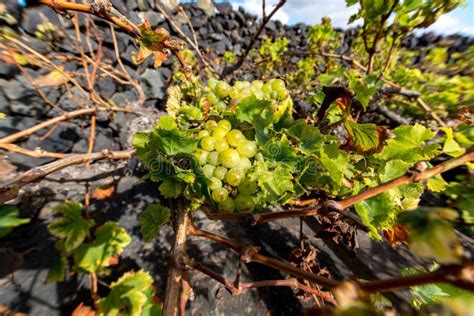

left=215, top=101, right=226, bottom=111
left=238, top=180, right=257, bottom=194
left=238, top=157, right=251, bottom=170
left=203, top=164, right=215, bottom=179
left=207, top=92, right=219, bottom=105
left=235, top=194, right=255, bottom=212
left=251, top=80, right=264, bottom=90
left=270, top=90, right=278, bottom=100
left=271, top=79, right=285, bottom=92
left=212, top=188, right=228, bottom=203
left=226, top=129, right=245, bottom=147
left=214, top=140, right=229, bottom=152
left=208, top=177, right=222, bottom=190
left=234, top=81, right=250, bottom=89
left=215, top=81, right=230, bottom=98
left=205, top=120, right=218, bottom=131
left=277, top=89, right=289, bottom=100
left=200, top=136, right=216, bottom=151
left=207, top=78, right=218, bottom=89
left=194, top=149, right=209, bottom=165
left=262, top=83, right=272, bottom=94
left=237, top=140, right=257, bottom=158
left=212, top=127, right=228, bottom=140
left=255, top=152, right=264, bottom=162
left=207, top=151, right=219, bottom=166
left=213, top=166, right=228, bottom=180
left=225, top=168, right=244, bottom=186
left=220, top=197, right=235, bottom=213
left=219, top=149, right=240, bottom=168
left=197, top=130, right=210, bottom=139
left=218, top=119, right=232, bottom=132
left=229, top=87, right=240, bottom=99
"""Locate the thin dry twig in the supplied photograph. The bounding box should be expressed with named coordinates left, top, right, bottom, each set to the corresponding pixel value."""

left=0, top=107, right=134, bottom=144
left=222, top=0, right=287, bottom=77
left=188, top=219, right=474, bottom=293
left=0, top=149, right=136, bottom=204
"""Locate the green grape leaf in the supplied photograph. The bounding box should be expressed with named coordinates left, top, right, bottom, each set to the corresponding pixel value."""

left=287, top=120, right=325, bottom=155
left=179, top=106, right=203, bottom=121
left=133, top=132, right=151, bottom=150
left=319, top=143, right=353, bottom=185
left=440, top=127, right=465, bottom=157
left=262, top=134, right=301, bottom=171
left=454, top=123, right=474, bottom=148
left=355, top=193, right=395, bottom=239
left=47, top=202, right=94, bottom=253
left=73, top=222, right=131, bottom=274
left=154, top=116, right=199, bottom=156
left=376, top=124, right=440, bottom=163
left=427, top=174, right=448, bottom=192
left=236, top=95, right=272, bottom=124
left=379, top=159, right=412, bottom=182
left=398, top=207, right=462, bottom=264
left=159, top=179, right=182, bottom=198
left=0, top=205, right=30, bottom=238
left=247, top=162, right=294, bottom=205
left=47, top=255, right=68, bottom=283
left=138, top=204, right=171, bottom=242
left=343, top=120, right=385, bottom=155
left=347, top=73, right=379, bottom=110
left=97, top=270, right=161, bottom=316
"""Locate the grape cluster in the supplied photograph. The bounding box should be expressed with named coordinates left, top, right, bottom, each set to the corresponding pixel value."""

left=194, top=119, right=261, bottom=213
left=204, top=78, right=289, bottom=112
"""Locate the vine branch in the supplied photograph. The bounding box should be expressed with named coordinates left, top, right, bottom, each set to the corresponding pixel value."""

left=0, top=149, right=135, bottom=204
left=188, top=217, right=474, bottom=293
left=205, top=150, right=474, bottom=224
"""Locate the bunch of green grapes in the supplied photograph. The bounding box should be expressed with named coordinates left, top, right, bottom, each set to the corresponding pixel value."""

left=194, top=118, right=262, bottom=213
left=203, top=78, right=289, bottom=112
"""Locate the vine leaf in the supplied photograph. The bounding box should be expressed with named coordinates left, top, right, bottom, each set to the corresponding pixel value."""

left=427, top=174, right=448, bottom=192
left=71, top=303, right=96, bottom=316
left=73, top=222, right=131, bottom=274
left=47, top=202, right=94, bottom=253
left=398, top=207, right=463, bottom=264
left=165, top=85, right=182, bottom=118
left=47, top=255, right=68, bottom=283
left=153, top=116, right=199, bottom=156
left=376, top=124, right=440, bottom=163
left=97, top=270, right=162, bottom=316
left=0, top=205, right=30, bottom=237
left=236, top=95, right=271, bottom=124
left=441, top=127, right=465, bottom=157
left=159, top=179, right=182, bottom=199
left=342, top=120, right=387, bottom=155
left=287, top=120, right=325, bottom=155
left=138, top=204, right=171, bottom=242
left=135, top=21, right=170, bottom=68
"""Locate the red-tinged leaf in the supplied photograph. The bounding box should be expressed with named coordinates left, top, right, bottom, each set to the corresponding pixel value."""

left=135, top=46, right=152, bottom=64
left=154, top=51, right=168, bottom=68
left=383, top=224, right=409, bottom=247
left=32, top=68, right=69, bottom=87
left=342, top=119, right=388, bottom=155
left=72, top=303, right=96, bottom=316
left=108, top=256, right=119, bottom=266
left=92, top=184, right=115, bottom=200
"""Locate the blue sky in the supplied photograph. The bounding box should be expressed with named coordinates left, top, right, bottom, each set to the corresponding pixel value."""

left=227, top=0, right=474, bottom=35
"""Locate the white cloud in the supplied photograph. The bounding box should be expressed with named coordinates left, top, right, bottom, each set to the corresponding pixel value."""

left=424, top=13, right=474, bottom=35
left=231, top=0, right=474, bottom=35
left=231, top=0, right=358, bottom=27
